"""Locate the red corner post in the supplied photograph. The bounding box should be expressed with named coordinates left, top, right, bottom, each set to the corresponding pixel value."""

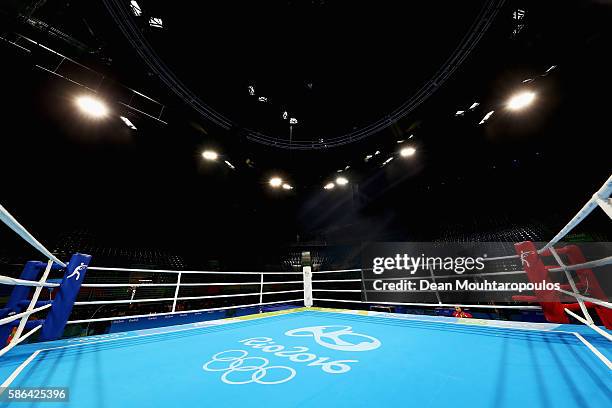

left=514, top=241, right=569, bottom=324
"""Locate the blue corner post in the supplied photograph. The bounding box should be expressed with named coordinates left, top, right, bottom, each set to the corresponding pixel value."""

left=39, top=253, right=91, bottom=341
left=0, top=261, right=45, bottom=344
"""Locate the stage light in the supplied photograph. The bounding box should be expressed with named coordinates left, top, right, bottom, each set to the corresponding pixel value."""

left=120, top=116, right=137, bottom=130
left=149, top=17, right=163, bottom=28
left=269, top=177, right=283, bottom=188
left=224, top=160, right=235, bottom=169
left=545, top=65, right=557, bottom=74
left=75, top=95, right=108, bottom=118
left=282, top=183, right=293, bottom=190
left=479, top=110, right=494, bottom=125
left=324, top=182, right=335, bottom=190
left=289, top=118, right=298, bottom=124
left=336, top=177, right=348, bottom=186
left=469, top=102, right=480, bottom=110
left=202, top=150, right=218, bottom=161
left=400, top=146, right=416, bottom=157
left=507, top=91, right=535, bottom=110
left=455, top=110, right=465, bottom=116
left=130, top=1, right=142, bottom=16
left=382, top=157, right=394, bottom=166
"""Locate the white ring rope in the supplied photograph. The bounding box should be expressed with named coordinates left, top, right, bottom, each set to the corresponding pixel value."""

left=87, top=266, right=302, bottom=275
left=0, top=204, right=66, bottom=268
left=312, top=268, right=368, bottom=274
left=80, top=280, right=304, bottom=288
left=312, top=289, right=362, bottom=293
left=557, top=288, right=612, bottom=310
left=313, top=279, right=362, bottom=283
left=0, top=275, right=60, bottom=288
left=482, top=254, right=520, bottom=261
left=541, top=174, right=612, bottom=252
left=66, top=298, right=303, bottom=324
left=0, top=324, right=42, bottom=358
left=564, top=308, right=612, bottom=342
left=547, top=255, right=612, bottom=272
left=311, top=298, right=542, bottom=309
left=0, top=304, right=52, bottom=326
left=74, top=288, right=305, bottom=306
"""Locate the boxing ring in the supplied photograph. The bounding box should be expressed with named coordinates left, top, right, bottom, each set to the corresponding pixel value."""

left=1, top=174, right=611, bottom=407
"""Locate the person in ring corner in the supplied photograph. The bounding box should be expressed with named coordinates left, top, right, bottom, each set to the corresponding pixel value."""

left=453, top=306, right=472, bottom=318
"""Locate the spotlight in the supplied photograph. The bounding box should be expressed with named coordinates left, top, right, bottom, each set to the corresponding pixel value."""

left=336, top=177, right=348, bottom=186
left=75, top=95, right=108, bottom=118
left=382, top=157, right=394, bottom=166
left=400, top=146, right=416, bottom=157
left=282, top=183, right=293, bottom=190
left=119, top=116, right=137, bottom=130
left=507, top=91, right=536, bottom=110
left=269, top=177, right=283, bottom=188
left=479, top=110, right=495, bottom=125
left=324, top=182, right=335, bottom=190
left=202, top=150, right=218, bottom=161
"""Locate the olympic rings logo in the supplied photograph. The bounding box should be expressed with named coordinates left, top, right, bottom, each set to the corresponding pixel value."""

left=285, top=325, right=381, bottom=352
left=203, top=350, right=296, bottom=385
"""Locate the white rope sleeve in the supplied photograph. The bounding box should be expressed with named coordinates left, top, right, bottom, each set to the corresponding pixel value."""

left=0, top=204, right=66, bottom=267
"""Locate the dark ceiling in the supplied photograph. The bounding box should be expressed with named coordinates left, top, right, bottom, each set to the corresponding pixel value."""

left=0, top=0, right=611, bottom=262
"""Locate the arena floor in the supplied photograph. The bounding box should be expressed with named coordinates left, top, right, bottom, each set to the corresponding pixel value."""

left=1, top=308, right=610, bottom=407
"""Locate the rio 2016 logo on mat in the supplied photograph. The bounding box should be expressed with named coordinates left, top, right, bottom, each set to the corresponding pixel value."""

left=202, top=326, right=381, bottom=385
left=284, top=325, right=381, bottom=352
